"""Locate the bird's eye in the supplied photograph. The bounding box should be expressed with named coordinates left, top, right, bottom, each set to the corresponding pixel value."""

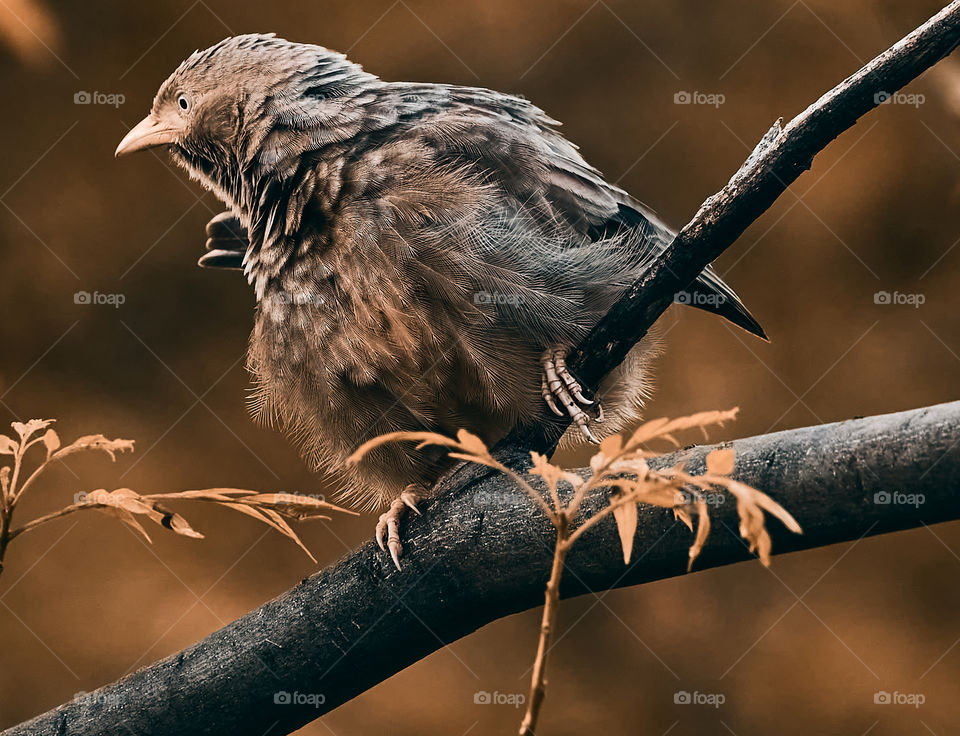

left=177, top=94, right=190, bottom=111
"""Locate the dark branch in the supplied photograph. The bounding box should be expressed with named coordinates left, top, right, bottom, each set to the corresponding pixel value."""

left=6, top=4, right=960, bottom=735
left=6, top=402, right=959, bottom=736
left=515, top=0, right=960, bottom=452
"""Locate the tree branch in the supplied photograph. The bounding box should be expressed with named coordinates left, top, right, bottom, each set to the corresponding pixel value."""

left=514, top=0, right=960, bottom=452
left=6, top=3, right=960, bottom=734
left=6, top=401, right=959, bottom=736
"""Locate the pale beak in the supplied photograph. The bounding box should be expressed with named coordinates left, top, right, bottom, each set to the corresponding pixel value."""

left=115, top=115, right=178, bottom=157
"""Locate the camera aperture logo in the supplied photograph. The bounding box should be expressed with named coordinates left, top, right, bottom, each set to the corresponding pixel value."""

left=273, top=690, right=325, bottom=708
left=74, top=91, right=125, bottom=108
left=674, top=690, right=725, bottom=708
left=74, top=291, right=125, bottom=308
left=474, top=690, right=526, bottom=708
left=874, top=690, right=925, bottom=708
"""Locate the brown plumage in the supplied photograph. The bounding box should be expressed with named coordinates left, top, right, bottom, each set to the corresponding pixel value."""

left=117, top=34, right=764, bottom=562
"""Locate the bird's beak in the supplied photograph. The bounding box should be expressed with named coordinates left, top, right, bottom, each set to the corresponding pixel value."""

left=115, top=115, right=178, bottom=157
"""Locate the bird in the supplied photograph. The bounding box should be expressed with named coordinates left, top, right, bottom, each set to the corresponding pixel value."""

left=116, top=34, right=765, bottom=569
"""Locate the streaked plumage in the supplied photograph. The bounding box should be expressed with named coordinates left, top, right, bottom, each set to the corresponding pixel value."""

left=118, top=34, right=764, bottom=512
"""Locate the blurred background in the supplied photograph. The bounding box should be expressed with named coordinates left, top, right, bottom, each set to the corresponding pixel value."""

left=0, top=0, right=957, bottom=733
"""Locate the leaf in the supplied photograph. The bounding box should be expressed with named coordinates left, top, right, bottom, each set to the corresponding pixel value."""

left=611, top=495, right=638, bottom=564
left=347, top=430, right=462, bottom=466
left=161, top=510, right=204, bottom=539
left=243, top=493, right=342, bottom=520
left=83, top=488, right=204, bottom=540
left=0, top=466, right=9, bottom=495
left=0, top=435, right=16, bottom=455
left=54, top=435, right=134, bottom=461
left=11, top=419, right=53, bottom=440
left=454, top=429, right=491, bottom=460
left=530, top=452, right=583, bottom=494
left=687, top=499, right=712, bottom=571
left=99, top=506, right=153, bottom=544
left=41, top=429, right=60, bottom=457
left=706, top=448, right=735, bottom=476
left=599, top=434, right=623, bottom=458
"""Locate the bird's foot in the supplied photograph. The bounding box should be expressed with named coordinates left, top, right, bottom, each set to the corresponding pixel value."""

left=375, top=486, right=422, bottom=571
left=540, top=347, right=603, bottom=444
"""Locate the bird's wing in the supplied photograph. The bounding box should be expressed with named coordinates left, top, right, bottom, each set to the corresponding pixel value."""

left=430, top=86, right=766, bottom=339
left=198, top=211, right=247, bottom=270
left=540, top=147, right=767, bottom=340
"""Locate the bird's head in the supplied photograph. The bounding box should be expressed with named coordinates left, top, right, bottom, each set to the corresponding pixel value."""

left=116, top=33, right=378, bottom=208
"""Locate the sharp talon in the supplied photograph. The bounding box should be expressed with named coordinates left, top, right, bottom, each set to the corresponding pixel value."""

left=571, top=387, right=594, bottom=405
left=374, top=490, right=423, bottom=569
left=389, top=541, right=403, bottom=571
left=595, top=401, right=605, bottom=423
left=542, top=378, right=564, bottom=416
left=401, top=494, right=421, bottom=515
left=541, top=346, right=602, bottom=444
left=581, top=424, right=601, bottom=444
left=375, top=516, right=387, bottom=551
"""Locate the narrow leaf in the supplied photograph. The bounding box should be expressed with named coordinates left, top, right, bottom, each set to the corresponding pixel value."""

left=611, top=496, right=638, bottom=564
left=706, top=448, right=735, bottom=476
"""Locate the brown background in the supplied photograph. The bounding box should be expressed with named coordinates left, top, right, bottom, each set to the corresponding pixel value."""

left=0, top=1, right=958, bottom=734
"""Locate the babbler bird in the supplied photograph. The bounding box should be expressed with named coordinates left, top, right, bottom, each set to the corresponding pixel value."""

left=116, top=34, right=764, bottom=568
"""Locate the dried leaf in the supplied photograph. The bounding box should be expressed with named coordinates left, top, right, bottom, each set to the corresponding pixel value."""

left=41, top=428, right=60, bottom=457
left=687, top=499, right=712, bottom=571
left=245, top=493, right=340, bottom=520
left=260, top=508, right=317, bottom=563
left=530, top=452, right=583, bottom=494
left=101, top=506, right=152, bottom=544
left=11, top=419, right=53, bottom=440
left=455, top=429, right=491, bottom=460
left=0, top=435, right=16, bottom=455
left=347, top=430, right=463, bottom=466
left=611, top=495, right=638, bottom=564
left=706, top=448, right=735, bottom=476
left=54, top=435, right=134, bottom=461
left=83, top=488, right=204, bottom=540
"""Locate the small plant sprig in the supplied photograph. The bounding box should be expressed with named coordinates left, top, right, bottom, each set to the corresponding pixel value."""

left=0, top=418, right=354, bottom=576
left=350, top=408, right=802, bottom=736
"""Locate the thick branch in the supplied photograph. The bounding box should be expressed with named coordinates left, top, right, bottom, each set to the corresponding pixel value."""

left=6, top=401, right=958, bottom=736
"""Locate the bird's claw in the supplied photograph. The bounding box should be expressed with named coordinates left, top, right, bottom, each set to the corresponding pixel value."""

left=540, top=348, right=603, bottom=444
left=375, top=488, right=421, bottom=570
